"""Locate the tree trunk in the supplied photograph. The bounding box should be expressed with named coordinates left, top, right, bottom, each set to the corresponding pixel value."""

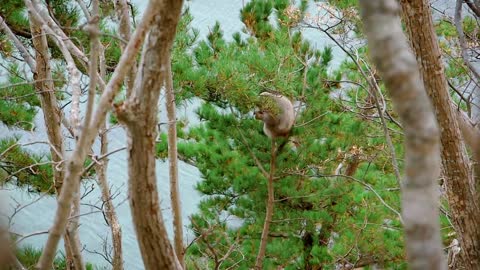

left=115, top=0, right=136, bottom=96
left=96, top=127, right=124, bottom=270
left=95, top=9, right=124, bottom=269
left=166, top=57, right=185, bottom=267
left=254, top=141, right=276, bottom=269
left=28, top=10, right=64, bottom=201
left=359, top=1, right=447, bottom=269
left=27, top=11, right=84, bottom=270
left=400, top=0, right=480, bottom=268
left=115, top=0, right=184, bottom=269
left=34, top=0, right=162, bottom=267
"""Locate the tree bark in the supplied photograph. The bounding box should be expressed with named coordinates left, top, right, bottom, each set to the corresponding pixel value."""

left=28, top=12, right=64, bottom=199
left=359, top=1, right=447, bottom=269
left=34, top=0, right=162, bottom=267
left=27, top=10, right=85, bottom=270
left=95, top=21, right=124, bottom=270
left=166, top=57, right=185, bottom=267
left=0, top=15, right=35, bottom=70
left=400, top=0, right=480, bottom=268
left=96, top=130, right=124, bottom=270
left=115, top=0, right=136, bottom=96
left=254, top=141, right=276, bottom=269
left=115, top=0, right=184, bottom=269
left=89, top=1, right=124, bottom=269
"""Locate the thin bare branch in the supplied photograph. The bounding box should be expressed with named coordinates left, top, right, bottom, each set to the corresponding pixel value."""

left=0, top=15, right=36, bottom=70
left=33, top=0, right=164, bottom=267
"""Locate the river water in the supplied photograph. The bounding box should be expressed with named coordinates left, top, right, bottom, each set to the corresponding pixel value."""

left=0, top=0, right=455, bottom=269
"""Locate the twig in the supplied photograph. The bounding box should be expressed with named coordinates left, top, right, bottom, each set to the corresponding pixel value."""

left=0, top=15, right=36, bottom=70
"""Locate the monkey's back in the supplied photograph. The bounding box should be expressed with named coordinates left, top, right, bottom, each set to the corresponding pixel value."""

left=260, top=92, right=295, bottom=138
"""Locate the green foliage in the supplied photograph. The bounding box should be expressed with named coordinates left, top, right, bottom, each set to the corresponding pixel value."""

left=16, top=246, right=67, bottom=270
left=0, top=0, right=30, bottom=35
left=1, top=64, right=40, bottom=106
left=462, top=16, right=477, bottom=37
left=16, top=245, right=95, bottom=270
left=435, top=20, right=457, bottom=39
left=0, top=64, right=38, bottom=129
left=326, top=0, right=358, bottom=9
left=166, top=1, right=406, bottom=268
left=0, top=137, right=54, bottom=193
left=0, top=100, right=36, bottom=130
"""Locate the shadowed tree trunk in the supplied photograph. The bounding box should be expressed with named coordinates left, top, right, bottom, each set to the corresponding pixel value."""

left=359, top=1, right=447, bottom=269
left=115, top=0, right=184, bottom=269
left=399, top=0, right=480, bottom=268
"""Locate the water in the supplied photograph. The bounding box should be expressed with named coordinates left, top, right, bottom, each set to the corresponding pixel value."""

left=0, top=95, right=204, bottom=269
left=0, top=0, right=349, bottom=269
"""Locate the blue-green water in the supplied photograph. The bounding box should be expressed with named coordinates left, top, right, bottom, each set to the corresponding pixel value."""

left=5, top=0, right=458, bottom=268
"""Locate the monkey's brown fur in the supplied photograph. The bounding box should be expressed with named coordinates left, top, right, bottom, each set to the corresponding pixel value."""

left=255, top=92, right=295, bottom=139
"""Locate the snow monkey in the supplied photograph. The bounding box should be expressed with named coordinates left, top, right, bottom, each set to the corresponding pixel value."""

left=254, top=92, right=295, bottom=139
left=254, top=92, right=295, bottom=266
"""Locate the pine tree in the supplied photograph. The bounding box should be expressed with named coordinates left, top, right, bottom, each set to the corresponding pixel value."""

left=159, top=1, right=409, bottom=268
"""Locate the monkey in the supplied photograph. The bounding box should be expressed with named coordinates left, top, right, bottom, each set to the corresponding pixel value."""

left=253, top=92, right=295, bottom=265
left=254, top=91, right=295, bottom=139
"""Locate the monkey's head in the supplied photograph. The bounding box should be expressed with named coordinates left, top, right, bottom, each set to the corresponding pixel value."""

left=254, top=92, right=295, bottom=139
left=254, top=93, right=281, bottom=120
left=254, top=110, right=266, bottom=120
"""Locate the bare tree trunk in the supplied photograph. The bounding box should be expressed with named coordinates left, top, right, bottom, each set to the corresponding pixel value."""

left=34, top=0, right=162, bottom=267
left=65, top=17, right=86, bottom=267
left=454, top=0, right=480, bottom=196
left=27, top=10, right=64, bottom=202
left=95, top=16, right=124, bottom=270
left=359, top=1, right=447, bottom=269
left=254, top=141, right=276, bottom=269
left=166, top=57, right=185, bottom=267
left=400, top=0, right=480, bottom=268
left=96, top=128, right=124, bottom=270
left=27, top=11, right=84, bottom=270
left=93, top=124, right=124, bottom=270
left=65, top=193, right=85, bottom=270
left=115, top=0, right=184, bottom=269
left=79, top=1, right=125, bottom=268
left=115, top=0, right=136, bottom=96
